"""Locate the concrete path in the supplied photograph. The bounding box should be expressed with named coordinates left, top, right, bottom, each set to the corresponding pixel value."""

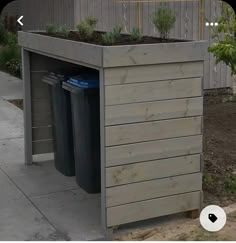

left=0, top=72, right=105, bottom=240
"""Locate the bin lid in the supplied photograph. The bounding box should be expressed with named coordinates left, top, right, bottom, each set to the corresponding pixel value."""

left=67, top=74, right=99, bottom=89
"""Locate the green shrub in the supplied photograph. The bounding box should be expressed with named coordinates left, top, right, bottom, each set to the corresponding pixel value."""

left=76, top=16, right=98, bottom=40
left=208, top=4, right=236, bottom=75
left=102, top=24, right=123, bottom=46
left=130, top=27, right=143, bottom=41
left=151, top=4, right=176, bottom=39
left=0, top=21, right=8, bottom=45
left=102, top=32, right=115, bottom=46
left=0, top=42, right=21, bottom=77
left=46, top=24, right=58, bottom=34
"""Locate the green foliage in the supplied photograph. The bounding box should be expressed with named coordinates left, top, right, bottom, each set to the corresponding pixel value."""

left=151, top=4, right=176, bottom=39
left=0, top=21, right=8, bottom=45
left=130, top=27, right=143, bottom=41
left=102, top=24, right=123, bottom=45
left=46, top=24, right=69, bottom=38
left=0, top=43, right=21, bottom=77
left=208, top=3, right=236, bottom=75
left=76, top=16, right=98, bottom=40
left=225, top=176, right=236, bottom=193
left=46, top=24, right=58, bottom=34
left=102, top=32, right=115, bottom=46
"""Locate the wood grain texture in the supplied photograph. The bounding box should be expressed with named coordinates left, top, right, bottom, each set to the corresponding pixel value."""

left=106, top=173, right=202, bottom=207
left=106, top=117, right=202, bottom=146
left=106, top=135, right=203, bottom=167
left=105, top=97, right=203, bottom=126
left=105, top=78, right=202, bottom=105
left=106, top=154, right=201, bottom=187
left=107, top=191, right=201, bottom=226
left=102, top=41, right=208, bottom=67
left=104, top=62, right=203, bottom=85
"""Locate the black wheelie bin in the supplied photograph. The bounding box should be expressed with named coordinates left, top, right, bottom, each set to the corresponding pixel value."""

left=42, top=73, right=75, bottom=176
left=62, top=74, right=101, bottom=193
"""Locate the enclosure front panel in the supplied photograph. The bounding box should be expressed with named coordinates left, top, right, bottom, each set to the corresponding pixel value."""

left=104, top=60, right=204, bottom=227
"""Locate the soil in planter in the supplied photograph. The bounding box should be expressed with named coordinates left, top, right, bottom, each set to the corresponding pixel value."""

left=38, top=31, right=188, bottom=46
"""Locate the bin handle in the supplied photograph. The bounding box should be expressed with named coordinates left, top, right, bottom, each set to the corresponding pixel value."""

left=42, top=77, right=59, bottom=87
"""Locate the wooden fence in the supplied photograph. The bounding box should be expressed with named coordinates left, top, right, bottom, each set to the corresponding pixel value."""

left=74, top=0, right=232, bottom=90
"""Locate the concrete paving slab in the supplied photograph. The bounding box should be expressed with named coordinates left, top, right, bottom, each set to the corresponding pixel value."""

left=0, top=138, right=24, bottom=165
left=0, top=100, right=23, bottom=140
left=31, top=189, right=105, bottom=241
left=0, top=71, right=22, bottom=100
left=1, top=161, right=78, bottom=197
left=0, top=169, right=68, bottom=241
left=0, top=196, right=66, bottom=241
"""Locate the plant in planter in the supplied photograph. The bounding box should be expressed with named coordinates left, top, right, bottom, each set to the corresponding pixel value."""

left=46, top=24, right=69, bottom=38
left=151, top=4, right=176, bottom=39
left=76, top=16, right=98, bottom=41
left=129, top=27, right=143, bottom=41
left=102, top=24, right=123, bottom=45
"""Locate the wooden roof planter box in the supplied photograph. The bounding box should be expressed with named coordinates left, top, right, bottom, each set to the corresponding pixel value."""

left=18, top=30, right=207, bottom=229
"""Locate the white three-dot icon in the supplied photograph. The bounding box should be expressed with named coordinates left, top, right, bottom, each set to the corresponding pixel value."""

left=206, top=22, right=219, bottom=27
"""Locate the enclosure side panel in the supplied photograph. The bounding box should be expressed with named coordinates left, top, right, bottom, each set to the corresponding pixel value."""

left=18, top=32, right=103, bottom=68
left=22, top=49, right=33, bottom=164
left=104, top=61, right=204, bottom=227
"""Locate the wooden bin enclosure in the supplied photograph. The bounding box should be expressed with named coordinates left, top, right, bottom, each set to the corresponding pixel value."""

left=18, top=31, right=207, bottom=228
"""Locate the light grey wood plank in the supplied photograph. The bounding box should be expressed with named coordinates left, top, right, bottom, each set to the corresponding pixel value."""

left=107, top=191, right=201, bottom=226
left=99, top=69, right=107, bottom=228
left=102, top=41, right=208, bottom=67
left=104, top=62, right=203, bottom=85
left=106, top=117, right=202, bottom=146
left=105, top=78, right=202, bottom=106
left=18, top=32, right=103, bottom=68
left=106, top=154, right=201, bottom=187
left=106, top=135, right=202, bottom=167
left=32, top=126, right=53, bottom=141
left=105, top=97, right=203, bottom=126
left=107, top=173, right=202, bottom=207
left=32, top=140, right=54, bottom=155
left=22, top=49, right=33, bottom=165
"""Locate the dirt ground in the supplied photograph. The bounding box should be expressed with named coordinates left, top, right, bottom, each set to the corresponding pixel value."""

left=8, top=99, right=23, bottom=110
left=114, top=209, right=236, bottom=241
left=203, top=93, right=236, bottom=206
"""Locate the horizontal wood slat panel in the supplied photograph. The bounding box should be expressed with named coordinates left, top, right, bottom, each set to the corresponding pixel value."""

left=107, top=191, right=201, bottom=226
left=105, top=78, right=202, bottom=105
left=32, top=127, right=53, bottom=141
left=103, top=41, right=208, bottom=67
left=104, top=62, right=203, bottom=85
left=106, top=173, right=202, bottom=207
left=32, top=140, right=54, bottom=155
left=31, top=72, right=51, bottom=99
left=105, top=97, right=203, bottom=126
left=106, top=117, right=202, bottom=146
left=106, top=135, right=203, bottom=167
left=106, top=154, right=201, bottom=187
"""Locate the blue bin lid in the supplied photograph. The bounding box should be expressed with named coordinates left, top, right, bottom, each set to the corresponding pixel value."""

left=67, top=74, right=99, bottom=89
